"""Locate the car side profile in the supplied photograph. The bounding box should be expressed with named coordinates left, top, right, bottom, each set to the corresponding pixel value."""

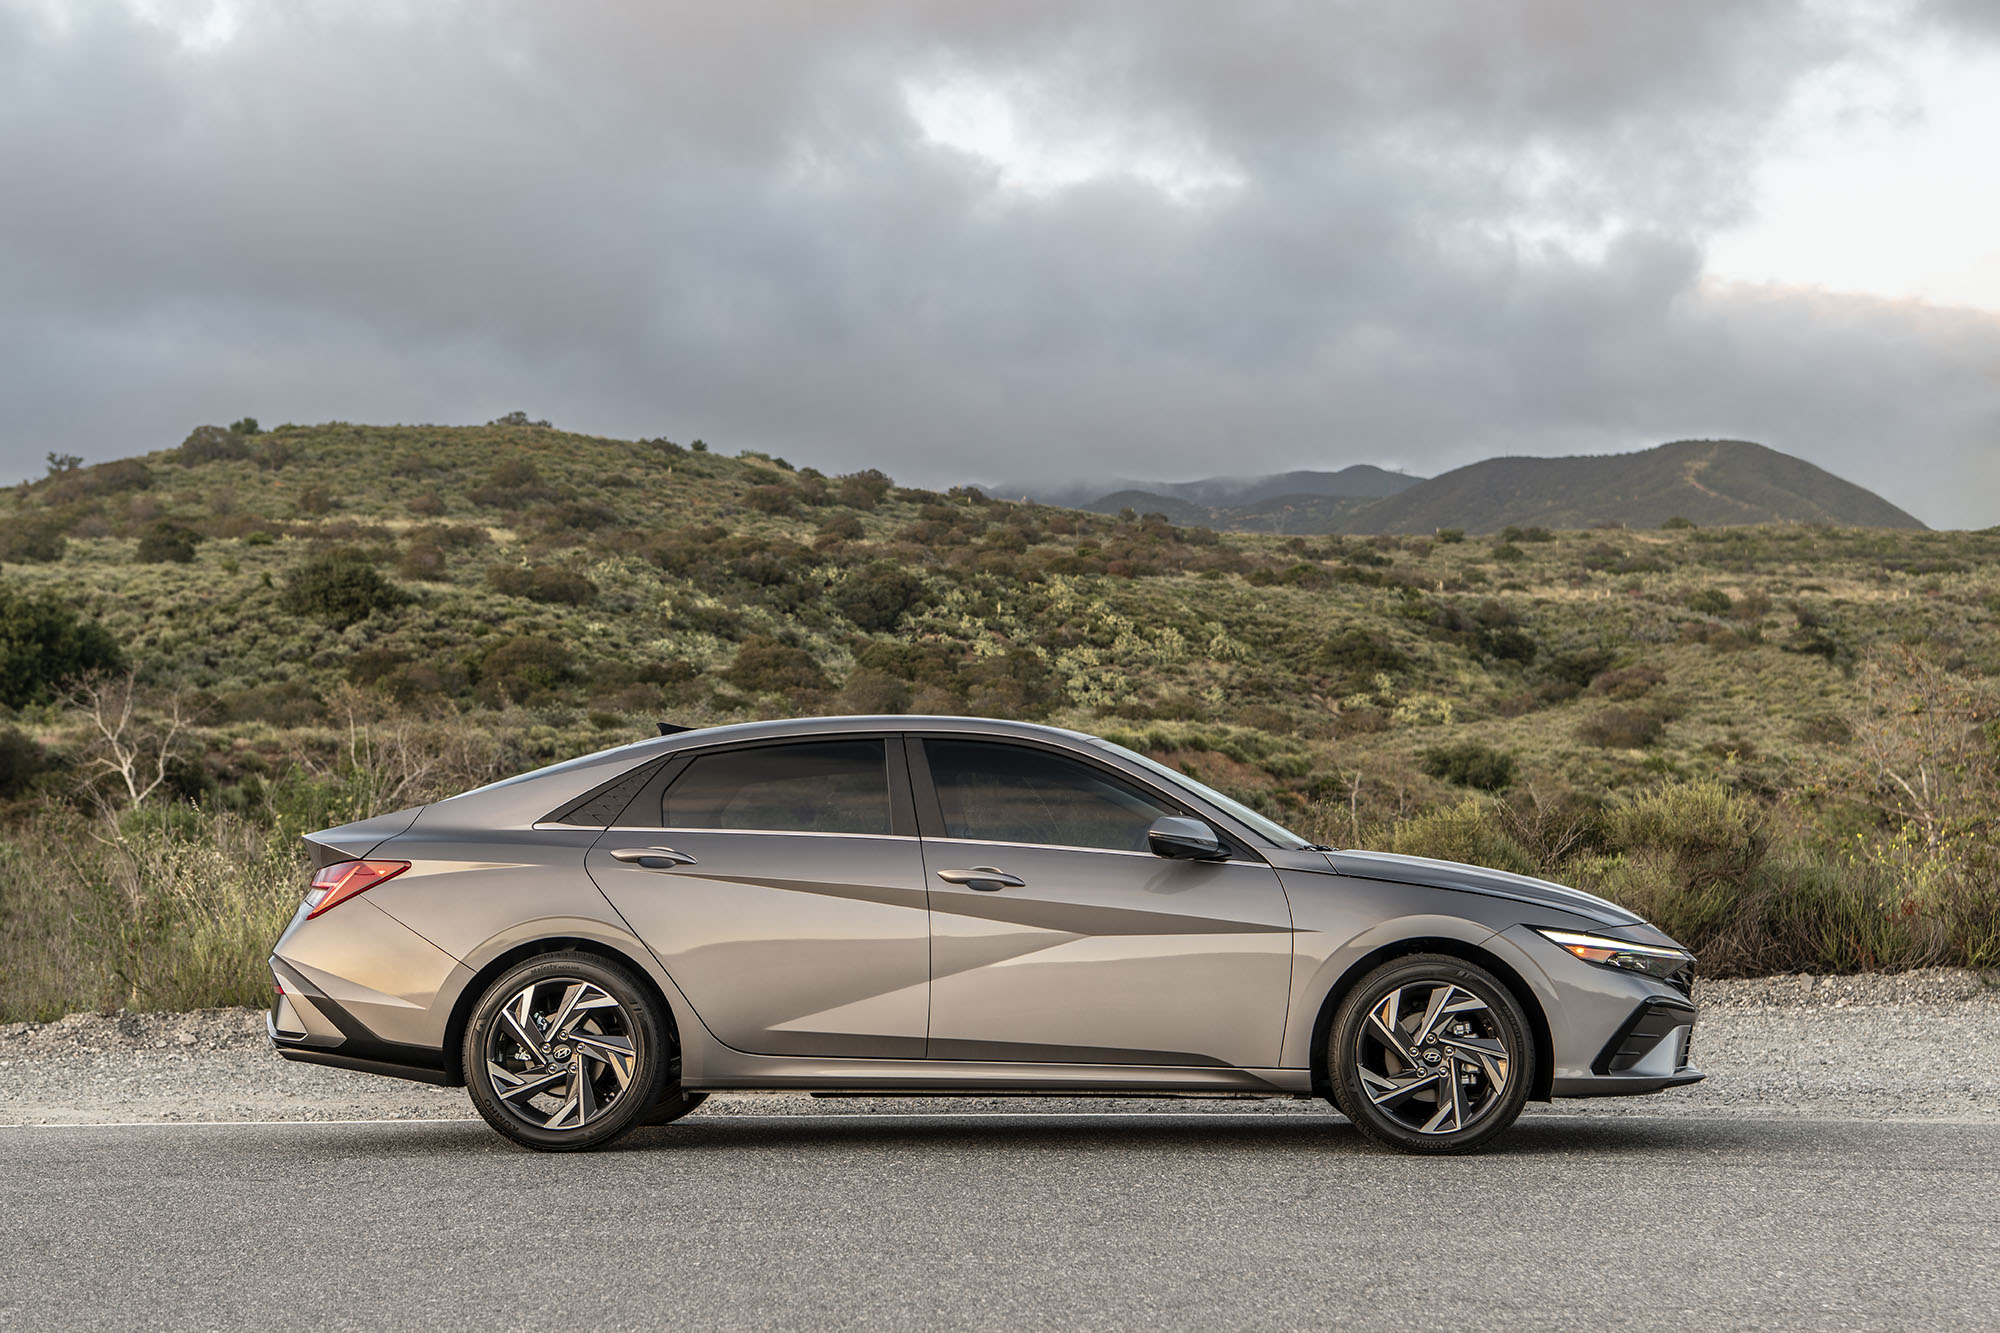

left=268, top=715, right=1701, bottom=1154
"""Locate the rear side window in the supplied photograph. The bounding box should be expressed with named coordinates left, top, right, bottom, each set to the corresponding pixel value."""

left=659, top=740, right=890, bottom=835
left=923, top=740, right=1176, bottom=852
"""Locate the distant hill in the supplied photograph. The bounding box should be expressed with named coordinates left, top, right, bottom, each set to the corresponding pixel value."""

left=1333, top=440, right=1924, bottom=534
left=1023, top=464, right=1420, bottom=512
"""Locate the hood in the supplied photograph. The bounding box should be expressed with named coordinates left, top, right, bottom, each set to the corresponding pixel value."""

left=302, top=805, right=425, bottom=868
left=1323, top=849, right=1642, bottom=927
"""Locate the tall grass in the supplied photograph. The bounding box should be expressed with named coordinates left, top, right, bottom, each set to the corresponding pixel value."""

left=0, top=804, right=303, bottom=1021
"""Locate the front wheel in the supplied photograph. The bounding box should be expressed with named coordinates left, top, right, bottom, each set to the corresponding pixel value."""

left=463, top=951, right=670, bottom=1152
left=1327, top=954, right=1534, bottom=1155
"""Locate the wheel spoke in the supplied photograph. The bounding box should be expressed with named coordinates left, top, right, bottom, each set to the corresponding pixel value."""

left=573, top=1031, right=635, bottom=1087
left=1360, top=1065, right=1444, bottom=1110
left=545, top=983, right=588, bottom=1042
left=554, top=988, right=620, bottom=1041
left=1365, top=989, right=1407, bottom=1052
left=488, top=1061, right=566, bottom=1103
left=500, top=1008, right=547, bottom=1063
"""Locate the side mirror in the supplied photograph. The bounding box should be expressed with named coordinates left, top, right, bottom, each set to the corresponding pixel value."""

left=1147, top=815, right=1226, bottom=861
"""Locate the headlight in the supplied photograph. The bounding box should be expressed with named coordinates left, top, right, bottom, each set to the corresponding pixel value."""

left=1537, top=928, right=1691, bottom=980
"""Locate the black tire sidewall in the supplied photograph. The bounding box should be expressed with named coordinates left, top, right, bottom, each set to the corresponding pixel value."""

left=645, top=1089, right=708, bottom=1126
left=463, top=951, right=671, bottom=1152
left=1328, top=953, right=1534, bottom=1155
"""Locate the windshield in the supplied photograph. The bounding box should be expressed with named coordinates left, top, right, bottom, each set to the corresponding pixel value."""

left=1091, top=739, right=1310, bottom=849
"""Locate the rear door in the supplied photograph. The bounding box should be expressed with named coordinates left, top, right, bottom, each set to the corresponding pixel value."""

left=587, top=735, right=930, bottom=1058
left=913, top=737, right=1294, bottom=1069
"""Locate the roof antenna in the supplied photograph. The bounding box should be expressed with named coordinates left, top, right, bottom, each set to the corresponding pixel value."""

left=656, top=721, right=696, bottom=736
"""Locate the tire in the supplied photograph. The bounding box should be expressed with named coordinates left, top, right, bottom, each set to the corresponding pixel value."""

left=1327, top=953, right=1534, bottom=1155
left=462, top=951, right=671, bottom=1152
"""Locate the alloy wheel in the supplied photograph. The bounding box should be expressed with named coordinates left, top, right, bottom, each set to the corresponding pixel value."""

left=482, top=977, right=639, bottom=1133
left=1353, top=980, right=1512, bottom=1136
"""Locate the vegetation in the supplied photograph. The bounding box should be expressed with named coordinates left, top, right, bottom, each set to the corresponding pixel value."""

left=0, top=419, right=1995, bottom=1019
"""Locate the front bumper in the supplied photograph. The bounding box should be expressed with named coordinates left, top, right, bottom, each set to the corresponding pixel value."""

left=1551, top=992, right=1704, bottom=1097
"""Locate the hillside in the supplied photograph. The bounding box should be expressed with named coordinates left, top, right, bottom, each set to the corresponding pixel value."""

left=4, top=418, right=1999, bottom=1017
left=1334, top=439, right=1924, bottom=534
left=1030, top=464, right=1421, bottom=518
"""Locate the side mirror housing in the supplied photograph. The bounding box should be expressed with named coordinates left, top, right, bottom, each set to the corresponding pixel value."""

left=1147, top=815, right=1226, bottom=861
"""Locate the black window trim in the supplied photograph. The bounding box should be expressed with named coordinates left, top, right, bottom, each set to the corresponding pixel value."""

left=604, top=733, right=917, bottom=838
left=541, top=756, right=671, bottom=828
left=906, top=733, right=1263, bottom=863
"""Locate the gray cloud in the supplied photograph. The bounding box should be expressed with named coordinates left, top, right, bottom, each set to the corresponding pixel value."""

left=3, top=0, right=1997, bottom=525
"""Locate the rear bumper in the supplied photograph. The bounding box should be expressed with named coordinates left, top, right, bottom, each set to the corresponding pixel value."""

left=268, top=957, right=457, bottom=1087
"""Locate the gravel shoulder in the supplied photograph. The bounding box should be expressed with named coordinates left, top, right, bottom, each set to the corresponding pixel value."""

left=3, top=969, right=1995, bottom=1126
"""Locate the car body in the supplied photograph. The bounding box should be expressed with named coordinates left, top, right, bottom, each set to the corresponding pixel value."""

left=268, top=715, right=1701, bottom=1152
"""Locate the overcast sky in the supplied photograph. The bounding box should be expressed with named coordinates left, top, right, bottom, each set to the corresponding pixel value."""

left=4, top=1, right=1998, bottom=525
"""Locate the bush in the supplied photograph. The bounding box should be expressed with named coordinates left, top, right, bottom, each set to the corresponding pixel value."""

left=0, top=583, right=126, bottom=708
left=279, top=549, right=410, bottom=628
left=1578, top=706, right=1667, bottom=749
left=481, top=635, right=574, bottom=699
left=1684, top=588, right=1732, bottom=616
left=0, top=517, right=67, bottom=564
left=723, top=636, right=828, bottom=695
left=134, top=522, right=201, bottom=564
left=1661, top=515, right=1697, bottom=530
left=1435, top=528, right=1466, bottom=544
left=1421, top=741, right=1518, bottom=791
left=835, top=469, right=893, bottom=509
left=486, top=564, right=597, bottom=606
left=834, top=562, right=929, bottom=632
left=1379, top=800, right=1537, bottom=876
left=744, top=484, right=797, bottom=516
left=1589, top=663, right=1666, bottom=700
left=836, top=668, right=911, bottom=715
left=229, top=417, right=261, bottom=436
left=0, top=726, right=47, bottom=798
left=177, top=425, right=251, bottom=465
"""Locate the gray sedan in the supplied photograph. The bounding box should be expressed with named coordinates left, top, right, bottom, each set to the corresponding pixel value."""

left=268, top=715, right=1701, bottom=1153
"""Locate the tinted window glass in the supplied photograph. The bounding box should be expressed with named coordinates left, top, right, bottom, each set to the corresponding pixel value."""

left=660, top=741, right=889, bottom=834
left=925, top=740, right=1177, bottom=852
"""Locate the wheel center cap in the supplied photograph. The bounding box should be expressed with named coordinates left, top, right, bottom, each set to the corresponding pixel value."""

left=553, top=1045, right=572, bottom=1060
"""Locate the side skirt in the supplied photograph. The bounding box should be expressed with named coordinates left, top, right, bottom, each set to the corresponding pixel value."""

left=680, top=1058, right=1314, bottom=1097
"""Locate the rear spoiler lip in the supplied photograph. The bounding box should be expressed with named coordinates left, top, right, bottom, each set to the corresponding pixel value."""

left=301, top=804, right=427, bottom=870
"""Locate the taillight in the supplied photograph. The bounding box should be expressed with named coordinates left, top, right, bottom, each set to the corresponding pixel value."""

left=305, top=859, right=410, bottom=919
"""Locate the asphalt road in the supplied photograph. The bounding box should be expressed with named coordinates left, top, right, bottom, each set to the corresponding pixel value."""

left=2, top=1112, right=1994, bottom=1330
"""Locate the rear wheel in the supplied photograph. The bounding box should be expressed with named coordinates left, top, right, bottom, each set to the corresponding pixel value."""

left=463, top=952, right=669, bottom=1152
left=1327, top=954, right=1534, bottom=1155
left=646, top=1088, right=708, bottom=1126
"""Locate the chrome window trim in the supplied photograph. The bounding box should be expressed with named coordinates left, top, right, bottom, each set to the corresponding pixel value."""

left=603, top=826, right=919, bottom=842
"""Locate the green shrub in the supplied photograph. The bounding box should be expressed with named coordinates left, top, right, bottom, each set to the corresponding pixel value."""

left=0, top=516, right=67, bottom=564
left=1685, top=588, right=1732, bottom=616
left=1662, top=515, right=1697, bottom=530
left=724, top=636, right=827, bottom=695
left=0, top=583, right=126, bottom=708
left=279, top=549, right=410, bottom=628
left=1379, top=800, right=1537, bottom=876
left=1435, top=528, right=1466, bottom=544
left=1420, top=741, right=1518, bottom=791
left=744, top=484, right=797, bottom=516
left=487, top=564, right=597, bottom=606
left=481, top=635, right=574, bottom=699
left=177, top=424, right=251, bottom=465
left=229, top=417, right=262, bottom=436
left=834, top=562, right=929, bottom=632
left=135, top=522, right=201, bottom=564
left=0, top=726, right=46, bottom=799
left=1579, top=705, right=1667, bottom=749
left=837, top=668, right=911, bottom=715
left=1589, top=663, right=1665, bottom=699
left=835, top=469, right=892, bottom=509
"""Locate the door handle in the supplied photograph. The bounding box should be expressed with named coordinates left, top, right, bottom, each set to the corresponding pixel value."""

left=935, top=866, right=1024, bottom=891
left=610, top=846, right=699, bottom=869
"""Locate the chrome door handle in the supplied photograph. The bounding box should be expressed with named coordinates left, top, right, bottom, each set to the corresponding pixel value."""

left=935, top=866, right=1024, bottom=891
left=610, top=846, right=699, bottom=869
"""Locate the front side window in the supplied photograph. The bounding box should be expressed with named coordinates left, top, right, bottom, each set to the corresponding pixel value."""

left=659, top=740, right=890, bottom=835
left=924, top=740, right=1178, bottom=852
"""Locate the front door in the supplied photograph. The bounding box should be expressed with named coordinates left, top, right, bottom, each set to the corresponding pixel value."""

left=914, top=738, right=1294, bottom=1069
left=588, top=737, right=929, bottom=1059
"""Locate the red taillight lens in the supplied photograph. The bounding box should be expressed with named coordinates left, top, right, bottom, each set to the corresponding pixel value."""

left=305, top=859, right=410, bottom=919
